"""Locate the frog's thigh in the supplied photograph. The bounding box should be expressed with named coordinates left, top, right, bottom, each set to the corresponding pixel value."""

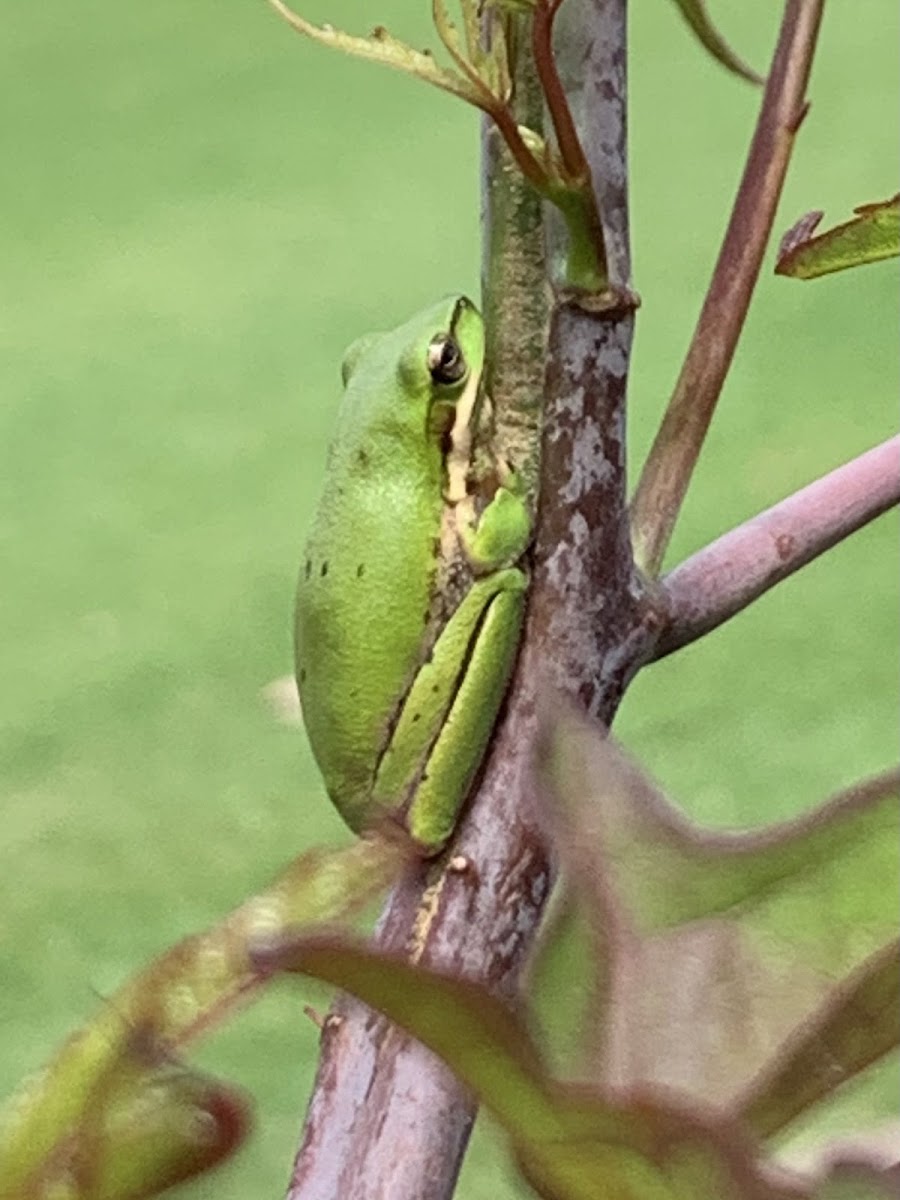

left=372, top=569, right=525, bottom=814
left=406, top=573, right=526, bottom=850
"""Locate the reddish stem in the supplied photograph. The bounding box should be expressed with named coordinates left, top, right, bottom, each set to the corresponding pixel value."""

left=629, top=0, right=825, bottom=575
left=531, top=0, right=589, bottom=185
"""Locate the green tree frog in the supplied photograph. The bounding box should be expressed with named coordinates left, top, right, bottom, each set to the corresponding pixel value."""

left=295, top=296, right=531, bottom=853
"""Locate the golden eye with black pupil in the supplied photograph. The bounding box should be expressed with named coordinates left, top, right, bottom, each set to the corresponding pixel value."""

left=427, top=335, right=467, bottom=385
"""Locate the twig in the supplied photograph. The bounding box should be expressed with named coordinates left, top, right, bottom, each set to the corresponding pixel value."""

left=268, top=0, right=552, bottom=197
left=531, top=0, right=590, bottom=185
left=652, top=436, right=900, bottom=660
left=430, top=0, right=547, bottom=192
left=629, top=0, right=825, bottom=576
left=532, top=0, right=610, bottom=288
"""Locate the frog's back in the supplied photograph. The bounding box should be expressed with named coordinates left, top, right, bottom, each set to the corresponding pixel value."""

left=295, top=333, right=445, bottom=833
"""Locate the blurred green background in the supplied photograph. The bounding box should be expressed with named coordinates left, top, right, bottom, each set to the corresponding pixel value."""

left=1, top=1, right=896, bottom=1196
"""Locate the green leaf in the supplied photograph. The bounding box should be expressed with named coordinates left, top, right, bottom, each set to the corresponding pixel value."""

left=776, top=197, right=900, bottom=279
left=0, top=837, right=404, bottom=1198
left=535, top=712, right=899, bottom=1133
left=667, top=1, right=763, bottom=84
left=258, top=935, right=802, bottom=1200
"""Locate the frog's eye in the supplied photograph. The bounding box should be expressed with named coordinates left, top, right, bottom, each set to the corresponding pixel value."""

left=427, top=335, right=467, bottom=386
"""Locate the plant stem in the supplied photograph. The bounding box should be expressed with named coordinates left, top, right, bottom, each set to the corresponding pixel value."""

left=629, top=0, right=825, bottom=576
left=653, top=436, right=900, bottom=660
left=531, top=0, right=609, bottom=290
left=481, top=31, right=549, bottom=501
left=532, top=1, right=588, bottom=185
left=286, top=3, right=652, bottom=1197
left=287, top=14, right=550, bottom=1200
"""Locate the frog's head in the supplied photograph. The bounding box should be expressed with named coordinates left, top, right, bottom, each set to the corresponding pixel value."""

left=414, top=295, right=485, bottom=444
left=340, top=296, right=485, bottom=449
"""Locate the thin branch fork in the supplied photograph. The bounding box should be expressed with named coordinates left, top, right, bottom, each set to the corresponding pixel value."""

left=653, top=436, right=900, bottom=660
left=629, top=0, right=825, bottom=576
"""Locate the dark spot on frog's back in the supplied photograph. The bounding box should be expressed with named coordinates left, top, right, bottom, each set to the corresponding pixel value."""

left=320, top=561, right=329, bottom=577
left=299, top=667, right=307, bottom=684
left=356, top=448, right=369, bottom=469
left=356, top=563, right=365, bottom=579
left=304, top=559, right=312, bottom=580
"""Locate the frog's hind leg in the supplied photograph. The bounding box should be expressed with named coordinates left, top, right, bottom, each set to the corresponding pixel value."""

left=400, top=572, right=525, bottom=851
left=371, top=570, right=525, bottom=834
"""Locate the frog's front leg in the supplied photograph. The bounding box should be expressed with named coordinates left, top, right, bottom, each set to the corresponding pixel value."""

left=459, top=477, right=531, bottom=574
left=372, top=566, right=527, bottom=853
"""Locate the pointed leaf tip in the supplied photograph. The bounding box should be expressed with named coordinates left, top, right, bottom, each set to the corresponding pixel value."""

left=776, top=195, right=900, bottom=279
left=669, top=0, right=763, bottom=84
